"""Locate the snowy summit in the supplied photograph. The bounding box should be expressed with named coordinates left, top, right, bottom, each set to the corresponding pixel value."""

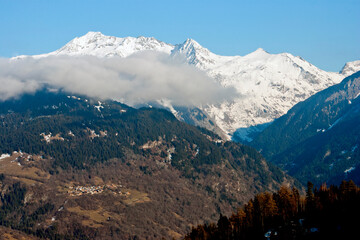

left=13, top=32, right=360, bottom=140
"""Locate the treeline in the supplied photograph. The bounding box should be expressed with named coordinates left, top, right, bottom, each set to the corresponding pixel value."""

left=185, top=180, right=360, bottom=240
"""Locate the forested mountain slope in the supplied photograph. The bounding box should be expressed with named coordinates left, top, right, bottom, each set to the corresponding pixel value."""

left=251, top=71, right=360, bottom=185
left=0, top=90, right=297, bottom=239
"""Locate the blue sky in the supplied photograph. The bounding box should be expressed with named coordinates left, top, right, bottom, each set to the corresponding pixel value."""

left=1, top=0, right=359, bottom=71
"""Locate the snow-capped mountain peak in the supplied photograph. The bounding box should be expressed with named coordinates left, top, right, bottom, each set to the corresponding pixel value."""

left=340, top=60, right=360, bottom=77
left=79, top=31, right=106, bottom=40
left=19, top=31, right=174, bottom=59
left=199, top=48, right=346, bottom=138
left=56, top=32, right=174, bottom=58
left=244, top=48, right=269, bottom=58
left=11, top=32, right=359, bottom=140
left=181, top=38, right=203, bottom=49
left=171, top=38, right=224, bottom=69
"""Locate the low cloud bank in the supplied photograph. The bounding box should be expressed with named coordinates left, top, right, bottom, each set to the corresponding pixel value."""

left=0, top=52, right=236, bottom=106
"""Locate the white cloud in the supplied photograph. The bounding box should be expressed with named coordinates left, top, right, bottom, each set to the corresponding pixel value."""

left=0, top=52, right=236, bottom=106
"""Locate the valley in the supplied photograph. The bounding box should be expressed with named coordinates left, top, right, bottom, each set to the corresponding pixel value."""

left=2, top=1, right=359, bottom=238
left=1, top=31, right=359, bottom=240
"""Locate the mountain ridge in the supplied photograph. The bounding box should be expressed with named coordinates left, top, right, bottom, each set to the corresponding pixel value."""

left=250, top=71, right=360, bottom=185
left=14, top=31, right=174, bottom=59
left=11, top=32, right=360, bottom=140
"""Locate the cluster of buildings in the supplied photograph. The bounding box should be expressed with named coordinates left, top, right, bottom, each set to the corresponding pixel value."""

left=67, top=183, right=130, bottom=197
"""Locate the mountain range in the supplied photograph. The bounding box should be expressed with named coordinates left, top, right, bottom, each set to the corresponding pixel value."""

left=14, top=32, right=360, bottom=140
left=3, top=31, right=360, bottom=239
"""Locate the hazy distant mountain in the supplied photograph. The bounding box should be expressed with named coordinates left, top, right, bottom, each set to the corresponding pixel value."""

left=13, top=32, right=359, bottom=140
left=251, top=71, right=360, bottom=185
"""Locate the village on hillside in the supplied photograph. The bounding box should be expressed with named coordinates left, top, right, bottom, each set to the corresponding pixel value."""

left=66, top=183, right=130, bottom=197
